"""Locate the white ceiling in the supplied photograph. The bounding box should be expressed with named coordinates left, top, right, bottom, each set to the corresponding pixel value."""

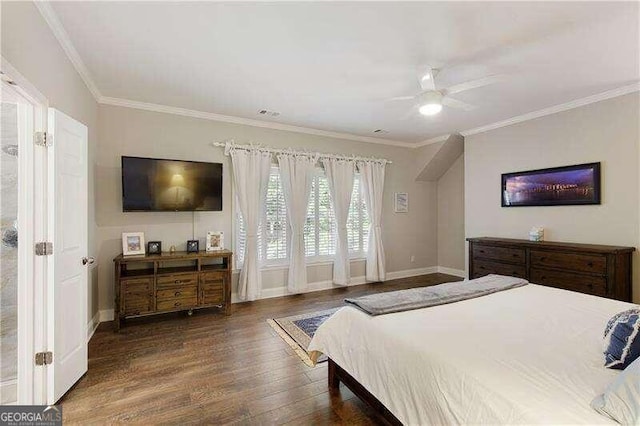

left=50, top=1, right=640, bottom=145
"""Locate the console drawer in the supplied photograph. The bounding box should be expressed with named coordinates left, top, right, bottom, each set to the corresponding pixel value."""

left=121, top=277, right=153, bottom=294
left=200, top=271, right=225, bottom=284
left=157, top=297, right=198, bottom=312
left=157, top=273, right=198, bottom=289
left=156, top=286, right=198, bottom=300
left=530, top=268, right=606, bottom=296
left=530, top=250, right=606, bottom=275
left=472, top=245, right=525, bottom=264
left=201, top=282, right=224, bottom=305
left=472, top=259, right=527, bottom=279
left=122, top=293, right=153, bottom=316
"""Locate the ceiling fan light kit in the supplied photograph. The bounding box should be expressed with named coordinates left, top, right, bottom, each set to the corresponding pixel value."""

left=419, top=91, right=443, bottom=116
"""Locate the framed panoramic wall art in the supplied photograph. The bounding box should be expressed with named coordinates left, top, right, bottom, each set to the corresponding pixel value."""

left=502, top=162, right=601, bottom=207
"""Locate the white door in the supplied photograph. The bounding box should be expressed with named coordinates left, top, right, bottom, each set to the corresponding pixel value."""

left=46, top=108, right=88, bottom=403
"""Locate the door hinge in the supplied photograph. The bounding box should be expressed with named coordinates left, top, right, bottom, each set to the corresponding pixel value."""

left=35, top=242, right=53, bottom=256
left=34, top=131, right=52, bottom=147
left=35, top=351, right=53, bottom=366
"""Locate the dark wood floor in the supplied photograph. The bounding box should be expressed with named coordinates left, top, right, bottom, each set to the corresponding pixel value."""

left=61, top=273, right=460, bottom=425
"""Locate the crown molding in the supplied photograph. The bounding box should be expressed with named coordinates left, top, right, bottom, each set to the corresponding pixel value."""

left=460, top=82, right=640, bottom=137
left=34, top=1, right=102, bottom=101
left=99, top=96, right=416, bottom=148
left=414, top=134, right=451, bottom=148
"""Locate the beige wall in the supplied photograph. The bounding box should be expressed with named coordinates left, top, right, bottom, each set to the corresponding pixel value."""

left=1, top=2, right=100, bottom=321
left=465, top=93, right=640, bottom=302
left=437, top=155, right=465, bottom=271
left=96, top=104, right=438, bottom=312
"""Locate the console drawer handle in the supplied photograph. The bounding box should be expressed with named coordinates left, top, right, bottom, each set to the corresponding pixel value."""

left=174, top=291, right=181, bottom=297
left=174, top=302, right=181, bottom=307
left=175, top=280, right=182, bottom=284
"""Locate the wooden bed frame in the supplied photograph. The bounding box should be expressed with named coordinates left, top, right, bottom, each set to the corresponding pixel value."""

left=328, top=358, right=402, bottom=426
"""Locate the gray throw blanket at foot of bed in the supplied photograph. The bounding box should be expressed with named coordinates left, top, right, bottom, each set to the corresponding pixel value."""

left=345, top=274, right=528, bottom=315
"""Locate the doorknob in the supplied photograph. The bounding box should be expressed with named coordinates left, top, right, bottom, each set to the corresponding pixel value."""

left=82, top=256, right=95, bottom=266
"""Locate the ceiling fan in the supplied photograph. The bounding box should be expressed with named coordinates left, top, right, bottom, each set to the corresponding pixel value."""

left=390, top=68, right=503, bottom=116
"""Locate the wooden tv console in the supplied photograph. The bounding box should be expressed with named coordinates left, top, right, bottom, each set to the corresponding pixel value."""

left=113, top=250, right=232, bottom=331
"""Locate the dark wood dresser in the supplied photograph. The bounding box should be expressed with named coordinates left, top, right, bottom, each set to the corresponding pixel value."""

left=467, top=237, right=634, bottom=302
left=113, top=250, right=232, bottom=330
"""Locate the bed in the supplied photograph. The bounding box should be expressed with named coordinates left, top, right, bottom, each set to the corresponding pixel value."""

left=308, top=282, right=638, bottom=425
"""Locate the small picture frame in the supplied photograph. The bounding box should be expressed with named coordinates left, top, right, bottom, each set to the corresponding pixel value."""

left=186, top=239, right=199, bottom=253
left=122, top=232, right=145, bottom=256
left=394, top=192, right=408, bottom=213
left=147, top=241, right=162, bottom=255
left=206, top=231, right=224, bottom=252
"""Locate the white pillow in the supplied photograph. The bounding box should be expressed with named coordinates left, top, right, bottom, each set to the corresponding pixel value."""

left=592, top=356, right=640, bottom=425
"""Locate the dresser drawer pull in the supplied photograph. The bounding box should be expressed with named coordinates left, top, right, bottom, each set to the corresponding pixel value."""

left=587, top=262, right=594, bottom=267
left=512, top=254, right=519, bottom=258
left=174, top=291, right=181, bottom=297
left=479, top=266, right=486, bottom=270
left=539, top=257, right=547, bottom=261
left=479, top=249, right=485, bottom=254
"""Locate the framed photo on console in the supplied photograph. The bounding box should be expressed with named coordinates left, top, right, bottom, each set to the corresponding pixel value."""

left=206, top=231, right=224, bottom=252
left=147, top=241, right=162, bottom=255
left=122, top=232, right=145, bottom=256
left=186, top=239, right=199, bottom=253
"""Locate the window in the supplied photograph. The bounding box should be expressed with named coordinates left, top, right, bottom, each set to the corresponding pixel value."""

left=236, top=166, right=370, bottom=265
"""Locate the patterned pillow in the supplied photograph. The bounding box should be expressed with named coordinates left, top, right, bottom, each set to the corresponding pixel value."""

left=603, top=309, right=640, bottom=369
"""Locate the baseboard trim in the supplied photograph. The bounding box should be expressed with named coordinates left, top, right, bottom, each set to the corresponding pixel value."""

left=0, top=379, right=17, bottom=405
left=385, top=266, right=438, bottom=281
left=99, top=309, right=114, bottom=322
left=86, top=311, right=100, bottom=342
left=437, top=266, right=466, bottom=278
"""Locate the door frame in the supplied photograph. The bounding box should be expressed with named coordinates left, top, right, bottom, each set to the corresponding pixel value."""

left=2, top=57, right=49, bottom=405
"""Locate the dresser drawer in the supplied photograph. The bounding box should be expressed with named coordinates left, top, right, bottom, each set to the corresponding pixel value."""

left=530, top=250, right=606, bottom=275
left=530, top=268, right=606, bottom=296
left=156, top=296, right=198, bottom=312
left=157, top=273, right=198, bottom=289
left=121, top=277, right=153, bottom=294
left=156, top=286, right=197, bottom=300
left=472, top=245, right=525, bottom=264
left=122, top=293, right=153, bottom=316
left=472, top=259, right=527, bottom=279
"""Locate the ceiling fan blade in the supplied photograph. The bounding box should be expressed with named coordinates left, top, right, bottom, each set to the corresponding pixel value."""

left=386, top=95, right=416, bottom=102
left=442, top=97, right=476, bottom=111
left=419, top=68, right=436, bottom=91
left=444, top=74, right=504, bottom=95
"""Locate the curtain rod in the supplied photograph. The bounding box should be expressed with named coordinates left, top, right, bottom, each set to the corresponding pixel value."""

left=211, top=141, right=392, bottom=164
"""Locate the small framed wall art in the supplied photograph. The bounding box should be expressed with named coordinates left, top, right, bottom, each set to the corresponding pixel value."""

left=147, top=241, right=162, bottom=255
left=186, top=239, right=199, bottom=253
left=394, top=192, right=408, bottom=213
left=206, top=231, right=224, bottom=252
left=122, top=232, right=145, bottom=256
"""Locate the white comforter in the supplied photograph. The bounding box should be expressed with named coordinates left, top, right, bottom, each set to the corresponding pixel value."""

left=308, top=283, right=637, bottom=425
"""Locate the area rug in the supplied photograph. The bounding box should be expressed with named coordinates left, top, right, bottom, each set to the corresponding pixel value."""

left=267, top=307, right=341, bottom=367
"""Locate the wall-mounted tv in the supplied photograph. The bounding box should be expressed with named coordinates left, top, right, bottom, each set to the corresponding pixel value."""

left=122, top=156, right=222, bottom=212
left=502, top=162, right=601, bottom=207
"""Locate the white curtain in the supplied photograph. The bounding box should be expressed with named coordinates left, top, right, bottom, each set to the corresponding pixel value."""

left=322, top=159, right=355, bottom=285
left=228, top=146, right=272, bottom=301
left=358, top=161, right=386, bottom=281
left=277, top=153, right=316, bottom=293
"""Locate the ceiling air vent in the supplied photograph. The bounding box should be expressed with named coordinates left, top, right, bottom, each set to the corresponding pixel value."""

left=258, top=109, right=280, bottom=117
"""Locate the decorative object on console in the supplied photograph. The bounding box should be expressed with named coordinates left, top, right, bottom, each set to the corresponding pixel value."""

left=186, top=239, right=199, bottom=253
left=147, top=241, right=162, bottom=255
left=394, top=192, right=408, bottom=213
left=122, top=232, right=145, bottom=256
left=529, top=227, right=544, bottom=242
left=206, top=231, right=224, bottom=252
left=502, top=162, right=601, bottom=207
left=467, top=237, right=634, bottom=302
left=603, top=308, right=640, bottom=369
left=169, top=245, right=176, bottom=254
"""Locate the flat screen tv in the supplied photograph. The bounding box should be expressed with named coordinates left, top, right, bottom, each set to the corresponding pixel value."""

left=122, top=156, right=222, bottom=212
